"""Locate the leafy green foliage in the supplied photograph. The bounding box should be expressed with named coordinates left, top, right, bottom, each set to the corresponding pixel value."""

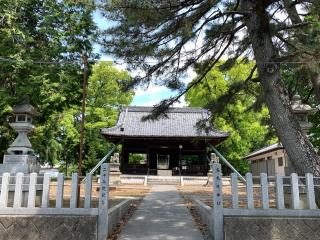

left=186, top=62, right=276, bottom=173
left=0, top=1, right=135, bottom=175
left=31, top=61, right=134, bottom=174
left=0, top=0, right=97, bottom=160
left=128, top=153, right=147, bottom=164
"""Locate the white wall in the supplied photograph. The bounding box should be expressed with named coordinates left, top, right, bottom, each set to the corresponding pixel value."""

left=247, top=149, right=287, bottom=176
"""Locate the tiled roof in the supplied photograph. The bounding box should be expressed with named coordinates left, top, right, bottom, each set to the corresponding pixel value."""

left=12, top=102, right=39, bottom=116
left=101, top=106, right=229, bottom=139
left=243, top=143, right=284, bottom=160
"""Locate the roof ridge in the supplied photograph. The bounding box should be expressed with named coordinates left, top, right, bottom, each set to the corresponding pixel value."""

left=124, top=105, right=209, bottom=113
left=243, top=142, right=283, bottom=159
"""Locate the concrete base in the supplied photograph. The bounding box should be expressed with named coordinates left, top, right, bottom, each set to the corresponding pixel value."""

left=110, top=172, right=121, bottom=185
left=0, top=155, right=39, bottom=174
left=224, top=216, right=320, bottom=240
left=157, top=170, right=172, bottom=176
left=0, top=215, right=97, bottom=240
left=193, top=197, right=320, bottom=240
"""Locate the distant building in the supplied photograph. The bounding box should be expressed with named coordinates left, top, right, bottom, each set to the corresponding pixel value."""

left=243, top=143, right=288, bottom=176
left=101, top=106, right=229, bottom=176
left=244, top=94, right=315, bottom=176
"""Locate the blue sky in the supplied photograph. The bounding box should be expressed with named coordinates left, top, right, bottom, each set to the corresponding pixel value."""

left=92, top=11, right=192, bottom=107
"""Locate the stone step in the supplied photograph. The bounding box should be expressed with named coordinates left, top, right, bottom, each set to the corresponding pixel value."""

left=147, top=176, right=181, bottom=185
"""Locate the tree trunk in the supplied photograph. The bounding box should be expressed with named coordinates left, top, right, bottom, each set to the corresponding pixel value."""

left=283, top=0, right=303, bottom=25
left=241, top=1, right=320, bottom=177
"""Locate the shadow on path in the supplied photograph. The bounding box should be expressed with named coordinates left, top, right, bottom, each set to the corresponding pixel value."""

left=118, top=185, right=203, bottom=240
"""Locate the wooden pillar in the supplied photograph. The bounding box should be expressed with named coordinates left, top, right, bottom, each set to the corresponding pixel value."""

left=147, top=146, right=150, bottom=169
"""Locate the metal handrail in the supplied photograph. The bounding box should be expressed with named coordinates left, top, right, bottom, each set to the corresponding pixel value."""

left=82, top=144, right=116, bottom=182
left=207, top=143, right=246, bottom=183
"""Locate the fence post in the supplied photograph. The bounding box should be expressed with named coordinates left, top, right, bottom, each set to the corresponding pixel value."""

left=27, top=173, right=37, bottom=208
left=245, top=173, right=254, bottom=209
left=144, top=176, right=148, bottom=186
left=231, top=173, right=239, bottom=209
left=260, top=173, right=269, bottom=209
left=41, top=173, right=51, bottom=208
left=0, top=173, right=10, bottom=208
left=84, top=174, right=93, bottom=209
left=291, top=173, right=300, bottom=209
left=305, top=173, right=316, bottom=209
left=14, top=173, right=24, bottom=208
left=275, top=175, right=284, bottom=209
left=56, top=173, right=64, bottom=208
left=70, top=173, right=78, bottom=209
left=98, top=163, right=110, bottom=240
left=212, top=163, right=223, bottom=240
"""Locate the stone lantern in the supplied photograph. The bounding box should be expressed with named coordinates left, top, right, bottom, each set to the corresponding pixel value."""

left=0, top=100, right=40, bottom=174
left=291, top=94, right=315, bottom=135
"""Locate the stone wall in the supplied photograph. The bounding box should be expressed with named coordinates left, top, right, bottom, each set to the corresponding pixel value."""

left=0, top=199, right=133, bottom=240
left=193, top=198, right=320, bottom=240
left=193, top=198, right=213, bottom=239
left=108, top=199, right=132, bottom=235
left=224, top=217, right=320, bottom=240
left=0, top=215, right=97, bottom=240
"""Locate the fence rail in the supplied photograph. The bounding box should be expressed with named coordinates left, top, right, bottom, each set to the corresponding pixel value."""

left=211, top=162, right=320, bottom=240
left=225, top=172, right=318, bottom=210
left=0, top=172, right=100, bottom=209
left=0, top=163, right=110, bottom=240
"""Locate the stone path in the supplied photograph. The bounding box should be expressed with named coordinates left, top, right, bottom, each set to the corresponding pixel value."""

left=118, top=185, right=203, bottom=240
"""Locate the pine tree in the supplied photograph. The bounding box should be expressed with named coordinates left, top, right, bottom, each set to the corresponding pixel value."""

left=101, top=1, right=320, bottom=181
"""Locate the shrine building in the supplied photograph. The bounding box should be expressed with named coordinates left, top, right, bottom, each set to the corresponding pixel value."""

left=101, top=106, right=229, bottom=176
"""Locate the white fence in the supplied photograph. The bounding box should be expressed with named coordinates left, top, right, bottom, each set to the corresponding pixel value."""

left=211, top=163, right=320, bottom=240
left=0, top=163, right=110, bottom=240
left=120, top=175, right=213, bottom=185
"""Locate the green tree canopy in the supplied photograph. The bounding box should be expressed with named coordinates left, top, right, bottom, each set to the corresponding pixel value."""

left=186, top=62, right=276, bottom=173
left=0, top=0, right=97, bottom=160
left=31, top=61, right=134, bottom=174
left=101, top=0, right=320, bottom=182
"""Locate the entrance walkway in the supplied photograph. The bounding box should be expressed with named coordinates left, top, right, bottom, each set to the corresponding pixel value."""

left=118, top=185, right=203, bottom=240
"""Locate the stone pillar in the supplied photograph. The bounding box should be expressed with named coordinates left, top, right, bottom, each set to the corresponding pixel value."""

left=208, top=153, right=220, bottom=184
left=109, top=153, right=121, bottom=185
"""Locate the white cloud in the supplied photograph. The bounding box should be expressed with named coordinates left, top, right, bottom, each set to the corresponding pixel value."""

left=172, top=95, right=187, bottom=107
left=134, top=85, right=169, bottom=96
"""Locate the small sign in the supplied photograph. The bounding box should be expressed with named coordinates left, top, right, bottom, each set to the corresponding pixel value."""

left=100, top=164, right=109, bottom=206
left=213, top=163, right=223, bottom=208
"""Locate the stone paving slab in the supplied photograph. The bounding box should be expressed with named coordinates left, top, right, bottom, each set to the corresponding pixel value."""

left=118, top=185, right=203, bottom=240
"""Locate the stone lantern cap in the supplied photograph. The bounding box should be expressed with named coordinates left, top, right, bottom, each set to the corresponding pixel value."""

left=12, top=101, right=39, bottom=116
left=291, top=94, right=314, bottom=114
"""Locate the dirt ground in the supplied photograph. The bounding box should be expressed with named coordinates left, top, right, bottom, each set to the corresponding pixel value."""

left=47, top=181, right=150, bottom=208
left=178, top=184, right=277, bottom=209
